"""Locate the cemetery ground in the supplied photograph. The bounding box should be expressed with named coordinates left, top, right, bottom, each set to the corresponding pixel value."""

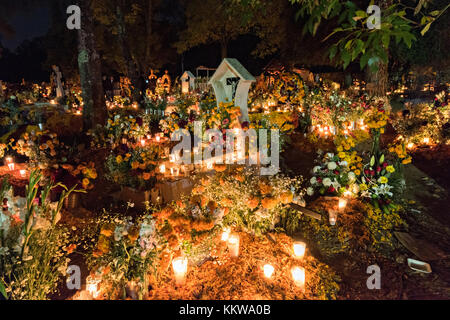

left=22, top=132, right=446, bottom=300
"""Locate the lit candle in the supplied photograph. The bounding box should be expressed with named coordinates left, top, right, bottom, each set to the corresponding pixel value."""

left=407, top=142, right=414, bottom=149
left=221, top=228, right=231, bottom=241
left=293, top=242, right=306, bottom=259
left=263, top=264, right=275, bottom=279
left=156, top=135, right=161, bottom=143
left=5, top=157, right=12, bottom=164
left=227, top=234, right=240, bottom=257
left=146, top=134, right=151, bottom=140
left=172, top=257, right=188, bottom=285
left=422, top=137, right=430, bottom=144
left=329, top=210, right=337, bottom=225
left=338, top=198, right=347, bottom=212
left=140, top=139, right=146, bottom=147
left=19, top=169, right=26, bottom=177
left=159, top=164, right=166, bottom=173
left=86, top=276, right=101, bottom=299
left=8, top=162, right=15, bottom=171
left=170, top=167, right=180, bottom=176
left=291, top=266, right=305, bottom=291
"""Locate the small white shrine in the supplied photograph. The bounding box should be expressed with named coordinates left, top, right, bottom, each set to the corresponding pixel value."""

left=181, top=71, right=196, bottom=94
left=209, top=58, right=255, bottom=122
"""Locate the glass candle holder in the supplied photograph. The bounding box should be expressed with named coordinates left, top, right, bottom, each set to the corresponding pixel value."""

left=263, top=264, right=275, bottom=279
left=227, top=234, right=240, bottom=258
left=291, top=266, right=305, bottom=291
left=172, top=257, right=188, bottom=285
left=293, top=242, right=306, bottom=259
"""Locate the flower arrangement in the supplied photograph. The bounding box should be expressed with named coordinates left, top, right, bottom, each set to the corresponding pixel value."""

left=185, top=166, right=304, bottom=236
left=105, top=145, right=160, bottom=191
left=391, top=102, right=450, bottom=146
left=87, top=210, right=162, bottom=300
left=0, top=171, right=80, bottom=299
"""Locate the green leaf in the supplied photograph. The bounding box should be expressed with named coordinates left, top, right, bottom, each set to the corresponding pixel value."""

left=342, top=50, right=351, bottom=69
left=360, top=53, right=370, bottom=70
left=329, top=46, right=338, bottom=60
left=379, top=154, right=385, bottom=164
left=0, top=279, right=7, bottom=299
left=370, top=156, right=375, bottom=167
left=421, top=22, right=432, bottom=36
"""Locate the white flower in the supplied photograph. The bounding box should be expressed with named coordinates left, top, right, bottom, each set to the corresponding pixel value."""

left=339, top=161, right=348, bottom=167
left=310, top=177, right=317, bottom=185
left=326, top=153, right=335, bottom=160
left=331, top=179, right=341, bottom=190
left=348, top=172, right=356, bottom=181
left=323, top=178, right=332, bottom=187
left=307, top=187, right=314, bottom=196
left=312, top=166, right=321, bottom=173
left=327, top=162, right=337, bottom=170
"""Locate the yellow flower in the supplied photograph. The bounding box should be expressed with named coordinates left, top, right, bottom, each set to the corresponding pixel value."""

left=354, top=169, right=361, bottom=176
left=359, top=183, right=368, bottom=191
left=336, top=146, right=343, bottom=152
left=378, top=176, right=388, bottom=184
left=338, top=152, right=346, bottom=159
left=82, top=178, right=90, bottom=187
left=402, top=157, right=412, bottom=165
left=116, top=155, right=123, bottom=164
left=386, top=165, right=395, bottom=173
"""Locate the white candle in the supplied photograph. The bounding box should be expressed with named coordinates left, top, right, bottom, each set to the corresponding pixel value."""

left=86, top=276, right=101, bottom=299
left=19, top=170, right=26, bottom=177
left=221, top=228, right=231, bottom=241
left=263, top=264, right=275, bottom=279
left=5, top=157, right=13, bottom=164
left=329, top=210, right=337, bottom=225
left=291, top=266, right=305, bottom=291
left=227, top=234, right=240, bottom=257
left=423, top=137, right=430, bottom=144
left=8, top=163, right=15, bottom=171
left=159, top=164, right=166, bottom=173
left=338, top=198, right=347, bottom=212
left=293, top=242, right=306, bottom=259
left=156, top=136, right=161, bottom=143
left=140, top=139, right=146, bottom=146
left=172, top=257, right=188, bottom=285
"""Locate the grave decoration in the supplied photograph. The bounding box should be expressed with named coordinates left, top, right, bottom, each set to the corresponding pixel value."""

left=209, top=58, right=256, bottom=123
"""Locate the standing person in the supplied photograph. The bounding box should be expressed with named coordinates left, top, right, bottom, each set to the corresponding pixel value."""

left=148, top=69, right=157, bottom=95
left=103, top=75, right=113, bottom=102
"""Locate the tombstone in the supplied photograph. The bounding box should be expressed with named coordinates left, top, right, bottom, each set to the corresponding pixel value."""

left=161, top=70, right=171, bottom=93
left=52, top=65, right=64, bottom=98
left=181, top=71, right=196, bottom=94
left=209, top=58, right=256, bottom=122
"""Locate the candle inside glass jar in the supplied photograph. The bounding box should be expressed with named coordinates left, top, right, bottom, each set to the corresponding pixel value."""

left=338, top=198, right=347, bottom=211
left=329, top=210, right=337, bottom=225
left=172, top=257, right=188, bottom=285
left=159, top=164, right=166, bottom=173
left=227, top=234, right=240, bottom=257
left=293, top=242, right=306, bottom=259
left=5, top=157, right=12, bottom=164
left=221, top=228, right=231, bottom=241
left=263, top=264, right=274, bottom=279
left=7, top=163, right=15, bottom=171
left=140, top=139, right=146, bottom=146
left=86, top=276, right=101, bottom=299
left=291, top=266, right=305, bottom=291
left=19, top=169, right=26, bottom=177
left=155, top=136, right=161, bottom=142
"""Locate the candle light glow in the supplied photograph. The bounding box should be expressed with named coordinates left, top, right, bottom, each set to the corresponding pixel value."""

left=172, top=257, right=188, bottom=285
left=293, top=242, right=306, bottom=259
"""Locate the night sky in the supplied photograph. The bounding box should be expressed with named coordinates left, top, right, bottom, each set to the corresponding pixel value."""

left=0, top=3, right=51, bottom=51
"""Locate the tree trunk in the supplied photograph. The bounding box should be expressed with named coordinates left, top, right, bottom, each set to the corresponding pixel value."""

left=77, top=0, right=106, bottom=131
left=116, top=4, right=142, bottom=106
left=365, top=58, right=388, bottom=97
left=220, top=39, right=228, bottom=60
left=145, top=0, right=153, bottom=71
left=365, top=0, right=392, bottom=99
